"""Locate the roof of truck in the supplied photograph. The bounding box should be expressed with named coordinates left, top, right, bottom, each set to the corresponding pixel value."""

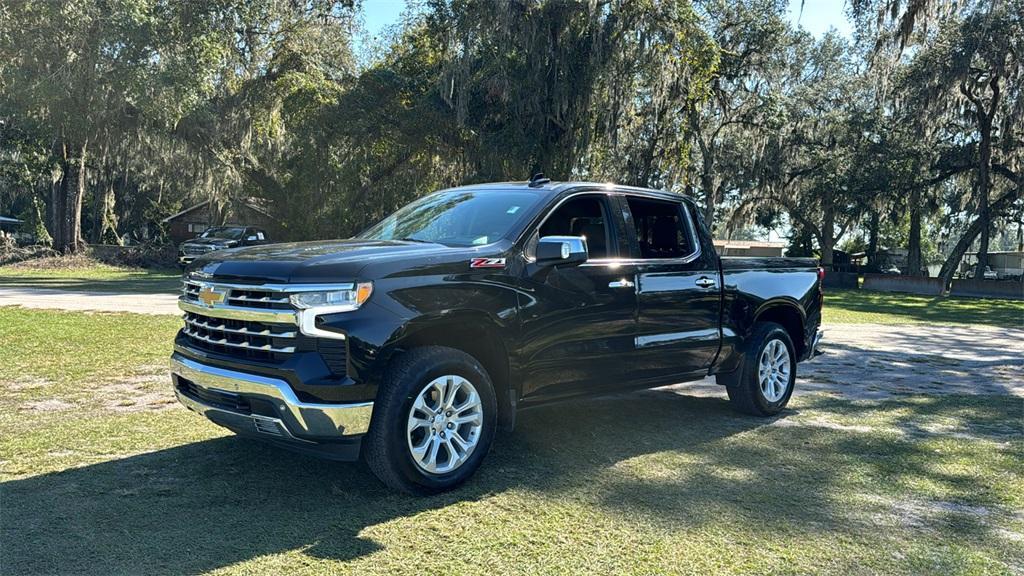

left=441, top=181, right=694, bottom=203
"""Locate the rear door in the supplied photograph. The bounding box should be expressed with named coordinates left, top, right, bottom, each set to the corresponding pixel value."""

left=516, top=192, right=641, bottom=401
left=622, top=195, right=721, bottom=381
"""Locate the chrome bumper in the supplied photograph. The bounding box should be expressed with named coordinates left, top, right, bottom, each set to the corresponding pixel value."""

left=170, top=355, right=373, bottom=442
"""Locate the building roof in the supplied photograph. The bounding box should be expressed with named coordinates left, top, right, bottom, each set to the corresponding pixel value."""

left=161, top=200, right=212, bottom=223
left=712, top=240, right=786, bottom=248
left=161, top=199, right=272, bottom=224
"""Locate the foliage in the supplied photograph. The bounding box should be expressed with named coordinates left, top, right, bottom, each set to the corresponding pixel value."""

left=0, top=0, right=1020, bottom=278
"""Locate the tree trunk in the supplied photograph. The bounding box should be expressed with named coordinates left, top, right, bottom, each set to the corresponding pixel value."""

left=866, top=209, right=880, bottom=271
left=819, top=190, right=835, bottom=268
left=971, top=76, right=998, bottom=279
left=59, top=140, right=88, bottom=254
left=907, top=187, right=922, bottom=276
left=701, top=160, right=716, bottom=231
left=90, top=174, right=105, bottom=244
left=51, top=169, right=66, bottom=249
left=938, top=186, right=1018, bottom=288
left=49, top=138, right=67, bottom=248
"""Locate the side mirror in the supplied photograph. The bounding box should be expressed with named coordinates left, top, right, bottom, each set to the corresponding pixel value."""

left=536, top=235, right=588, bottom=266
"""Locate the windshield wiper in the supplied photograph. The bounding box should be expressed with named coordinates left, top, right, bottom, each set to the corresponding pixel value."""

left=398, top=237, right=435, bottom=244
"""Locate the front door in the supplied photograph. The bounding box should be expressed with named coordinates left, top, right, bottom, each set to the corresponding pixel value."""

left=516, top=193, right=640, bottom=402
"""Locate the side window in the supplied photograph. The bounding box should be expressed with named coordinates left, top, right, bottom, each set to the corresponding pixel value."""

left=538, top=195, right=612, bottom=259
left=625, top=197, right=695, bottom=259
left=256, top=231, right=266, bottom=240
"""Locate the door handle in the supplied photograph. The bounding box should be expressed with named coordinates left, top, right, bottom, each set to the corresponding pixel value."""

left=695, top=276, right=717, bottom=289
left=608, top=279, right=635, bottom=289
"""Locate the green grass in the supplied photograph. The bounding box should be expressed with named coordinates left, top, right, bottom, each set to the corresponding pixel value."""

left=2, top=307, right=1022, bottom=575
left=0, top=263, right=181, bottom=294
left=825, top=289, right=1024, bottom=328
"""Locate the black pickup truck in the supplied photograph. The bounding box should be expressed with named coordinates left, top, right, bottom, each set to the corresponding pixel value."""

left=171, top=179, right=823, bottom=493
left=178, top=226, right=270, bottom=267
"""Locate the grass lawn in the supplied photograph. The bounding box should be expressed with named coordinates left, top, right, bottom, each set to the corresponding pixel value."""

left=825, top=289, right=1024, bottom=328
left=0, top=261, right=181, bottom=294
left=2, top=307, right=1022, bottom=575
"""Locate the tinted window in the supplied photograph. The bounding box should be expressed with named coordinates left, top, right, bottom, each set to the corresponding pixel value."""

left=201, top=227, right=245, bottom=240
left=626, top=197, right=694, bottom=259
left=357, top=190, right=541, bottom=247
left=538, top=195, right=611, bottom=258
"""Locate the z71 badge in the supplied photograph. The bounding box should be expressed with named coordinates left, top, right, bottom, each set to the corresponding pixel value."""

left=470, top=257, right=506, bottom=269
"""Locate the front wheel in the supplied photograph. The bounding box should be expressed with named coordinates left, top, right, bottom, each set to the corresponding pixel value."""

left=722, top=322, right=796, bottom=416
left=363, top=346, right=497, bottom=494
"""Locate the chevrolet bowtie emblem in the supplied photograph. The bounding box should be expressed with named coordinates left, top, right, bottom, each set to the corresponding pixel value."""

left=197, top=284, right=226, bottom=307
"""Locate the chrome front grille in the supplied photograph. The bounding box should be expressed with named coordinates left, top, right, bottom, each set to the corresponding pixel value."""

left=227, top=289, right=291, bottom=309
left=176, top=279, right=351, bottom=375
left=182, top=244, right=215, bottom=256
left=182, top=312, right=296, bottom=354
left=179, top=280, right=300, bottom=362
left=181, top=281, right=293, bottom=311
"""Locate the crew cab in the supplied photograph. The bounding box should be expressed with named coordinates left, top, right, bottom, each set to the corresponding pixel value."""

left=178, top=226, right=269, bottom=266
left=171, top=179, right=823, bottom=493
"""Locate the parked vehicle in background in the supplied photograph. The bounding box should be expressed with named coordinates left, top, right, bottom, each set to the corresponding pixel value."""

left=177, top=226, right=269, bottom=266
left=170, top=177, right=824, bottom=493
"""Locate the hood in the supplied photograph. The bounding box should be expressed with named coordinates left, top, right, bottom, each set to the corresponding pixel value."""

left=182, top=237, right=239, bottom=248
left=188, top=239, right=477, bottom=283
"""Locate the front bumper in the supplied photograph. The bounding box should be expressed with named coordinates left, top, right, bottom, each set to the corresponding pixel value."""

left=170, top=354, right=373, bottom=460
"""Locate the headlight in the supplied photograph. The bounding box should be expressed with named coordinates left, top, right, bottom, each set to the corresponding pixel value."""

left=290, top=282, right=373, bottom=311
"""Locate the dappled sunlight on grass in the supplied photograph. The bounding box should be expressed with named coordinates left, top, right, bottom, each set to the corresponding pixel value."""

left=2, top=309, right=1022, bottom=574
left=4, top=392, right=1020, bottom=574
left=824, top=289, right=1024, bottom=327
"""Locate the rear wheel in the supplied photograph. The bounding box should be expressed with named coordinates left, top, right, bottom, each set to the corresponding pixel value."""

left=363, top=346, right=497, bottom=494
left=722, top=322, right=796, bottom=416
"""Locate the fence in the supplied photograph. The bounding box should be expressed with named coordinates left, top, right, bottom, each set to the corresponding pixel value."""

left=822, top=271, right=858, bottom=289
left=949, top=278, right=1024, bottom=300
left=862, top=274, right=945, bottom=296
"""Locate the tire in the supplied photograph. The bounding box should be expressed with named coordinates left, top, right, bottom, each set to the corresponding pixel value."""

left=363, top=346, right=498, bottom=494
left=723, top=322, right=796, bottom=416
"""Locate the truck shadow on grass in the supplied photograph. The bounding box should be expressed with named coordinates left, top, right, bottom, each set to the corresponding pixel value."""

left=3, top=392, right=1016, bottom=574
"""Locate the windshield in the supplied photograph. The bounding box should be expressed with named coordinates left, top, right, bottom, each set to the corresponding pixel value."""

left=356, top=190, right=542, bottom=247
left=200, top=227, right=245, bottom=240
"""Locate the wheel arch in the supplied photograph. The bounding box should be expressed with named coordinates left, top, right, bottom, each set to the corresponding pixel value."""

left=752, top=300, right=806, bottom=359
left=387, top=311, right=517, bottom=431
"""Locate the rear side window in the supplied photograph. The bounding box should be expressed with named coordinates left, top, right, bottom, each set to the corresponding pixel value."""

left=626, top=197, right=695, bottom=259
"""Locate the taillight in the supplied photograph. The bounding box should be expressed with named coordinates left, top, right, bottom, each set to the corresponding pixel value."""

left=817, top=267, right=825, bottom=293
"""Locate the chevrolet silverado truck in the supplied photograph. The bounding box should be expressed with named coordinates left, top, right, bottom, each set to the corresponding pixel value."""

left=171, top=178, right=823, bottom=494
left=178, top=226, right=270, bottom=266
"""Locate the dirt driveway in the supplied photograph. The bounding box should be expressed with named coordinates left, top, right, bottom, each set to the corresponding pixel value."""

left=0, top=287, right=179, bottom=315
left=655, top=322, right=1024, bottom=401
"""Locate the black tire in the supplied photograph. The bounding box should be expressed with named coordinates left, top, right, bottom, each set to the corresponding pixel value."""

left=722, top=322, right=796, bottom=416
left=363, top=346, right=498, bottom=494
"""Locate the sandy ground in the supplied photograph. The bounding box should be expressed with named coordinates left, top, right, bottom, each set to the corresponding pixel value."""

left=0, top=287, right=180, bottom=315
left=2, top=286, right=1021, bottom=399
left=664, top=322, right=1024, bottom=400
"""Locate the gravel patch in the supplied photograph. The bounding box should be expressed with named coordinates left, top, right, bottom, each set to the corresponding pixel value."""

left=656, top=322, right=1024, bottom=400
left=0, top=287, right=179, bottom=315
